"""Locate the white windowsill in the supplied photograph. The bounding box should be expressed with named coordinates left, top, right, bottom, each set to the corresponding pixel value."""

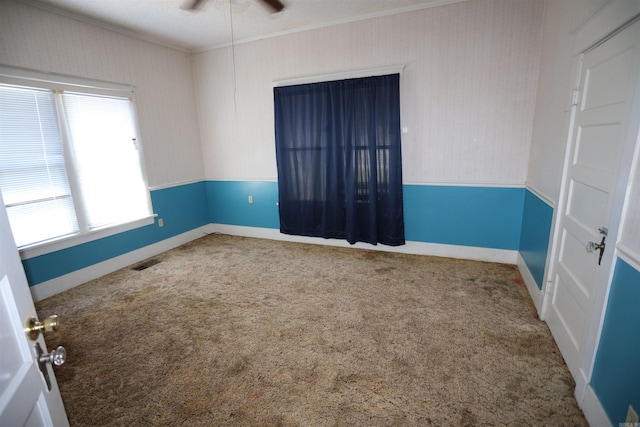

left=19, top=215, right=157, bottom=260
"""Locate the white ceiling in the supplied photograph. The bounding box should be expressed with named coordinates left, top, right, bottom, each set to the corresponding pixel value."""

left=24, top=0, right=468, bottom=52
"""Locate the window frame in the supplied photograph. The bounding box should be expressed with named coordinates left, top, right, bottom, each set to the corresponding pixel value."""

left=0, top=65, right=155, bottom=260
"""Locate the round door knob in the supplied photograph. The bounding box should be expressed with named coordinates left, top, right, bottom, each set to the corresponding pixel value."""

left=26, top=315, right=60, bottom=341
left=39, top=345, right=66, bottom=366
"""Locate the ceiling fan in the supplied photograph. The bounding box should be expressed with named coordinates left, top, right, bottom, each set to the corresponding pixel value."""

left=182, top=0, right=285, bottom=13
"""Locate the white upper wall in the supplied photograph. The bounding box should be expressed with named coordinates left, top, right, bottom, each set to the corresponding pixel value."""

left=526, top=0, right=609, bottom=203
left=0, top=0, right=544, bottom=189
left=193, top=0, right=544, bottom=186
left=0, top=0, right=205, bottom=189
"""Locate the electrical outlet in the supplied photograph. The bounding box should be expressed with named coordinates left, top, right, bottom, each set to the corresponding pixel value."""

left=158, top=218, right=164, bottom=227
left=627, top=405, right=639, bottom=425
left=248, top=195, right=253, bottom=204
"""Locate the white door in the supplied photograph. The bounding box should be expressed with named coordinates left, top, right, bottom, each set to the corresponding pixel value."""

left=0, top=192, right=69, bottom=425
left=545, top=19, right=640, bottom=380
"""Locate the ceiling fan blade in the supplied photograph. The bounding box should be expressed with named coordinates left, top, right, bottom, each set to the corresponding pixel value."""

left=181, top=0, right=207, bottom=11
left=260, top=0, right=285, bottom=13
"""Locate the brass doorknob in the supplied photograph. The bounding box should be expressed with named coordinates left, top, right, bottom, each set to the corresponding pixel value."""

left=25, top=315, right=60, bottom=341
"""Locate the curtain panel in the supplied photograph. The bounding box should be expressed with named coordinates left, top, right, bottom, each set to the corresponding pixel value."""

left=274, top=74, right=404, bottom=246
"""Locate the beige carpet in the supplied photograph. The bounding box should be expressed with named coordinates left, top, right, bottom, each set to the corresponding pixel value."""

left=36, top=234, right=587, bottom=426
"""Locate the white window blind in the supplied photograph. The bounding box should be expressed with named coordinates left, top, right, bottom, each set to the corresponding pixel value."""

left=62, top=93, right=150, bottom=229
left=0, top=70, right=152, bottom=250
left=0, top=86, right=78, bottom=247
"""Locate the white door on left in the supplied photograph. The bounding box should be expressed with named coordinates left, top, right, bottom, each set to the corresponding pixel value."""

left=0, top=191, right=69, bottom=426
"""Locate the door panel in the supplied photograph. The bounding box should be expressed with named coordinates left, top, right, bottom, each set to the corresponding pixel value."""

left=566, top=180, right=609, bottom=230
left=0, top=279, right=26, bottom=384
left=546, top=20, right=640, bottom=379
left=0, top=193, right=68, bottom=425
left=574, top=124, right=621, bottom=172
left=551, top=273, right=585, bottom=349
left=0, top=274, right=46, bottom=426
left=26, top=397, right=49, bottom=427
left=582, top=46, right=636, bottom=110
left=558, top=229, right=597, bottom=299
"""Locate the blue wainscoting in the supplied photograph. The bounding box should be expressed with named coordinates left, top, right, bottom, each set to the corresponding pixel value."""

left=519, top=189, right=554, bottom=289
left=208, top=180, right=525, bottom=250
left=206, top=180, right=280, bottom=228
left=23, top=181, right=209, bottom=286
left=403, top=185, right=524, bottom=250
left=591, top=258, right=640, bottom=425
left=24, top=180, right=528, bottom=287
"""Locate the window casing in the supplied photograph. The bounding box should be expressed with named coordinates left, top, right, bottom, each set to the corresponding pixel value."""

left=0, top=66, right=153, bottom=253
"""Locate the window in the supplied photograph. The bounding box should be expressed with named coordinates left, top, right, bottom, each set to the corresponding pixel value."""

left=0, top=67, right=153, bottom=249
left=274, top=74, right=405, bottom=246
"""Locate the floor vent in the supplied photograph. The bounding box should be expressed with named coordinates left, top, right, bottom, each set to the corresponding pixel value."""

left=132, top=259, right=161, bottom=271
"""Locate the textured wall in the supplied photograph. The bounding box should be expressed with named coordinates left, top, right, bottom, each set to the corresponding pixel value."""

left=526, top=0, right=608, bottom=203
left=193, top=0, right=544, bottom=186
left=0, top=0, right=204, bottom=188
left=621, top=159, right=640, bottom=259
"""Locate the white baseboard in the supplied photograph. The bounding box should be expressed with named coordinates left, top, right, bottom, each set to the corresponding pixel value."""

left=581, top=383, right=612, bottom=427
left=210, top=224, right=518, bottom=264
left=575, top=368, right=589, bottom=412
left=516, top=253, right=545, bottom=317
left=29, top=226, right=210, bottom=302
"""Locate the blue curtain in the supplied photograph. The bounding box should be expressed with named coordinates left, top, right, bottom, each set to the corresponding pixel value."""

left=274, top=74, right=404, bottom=246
